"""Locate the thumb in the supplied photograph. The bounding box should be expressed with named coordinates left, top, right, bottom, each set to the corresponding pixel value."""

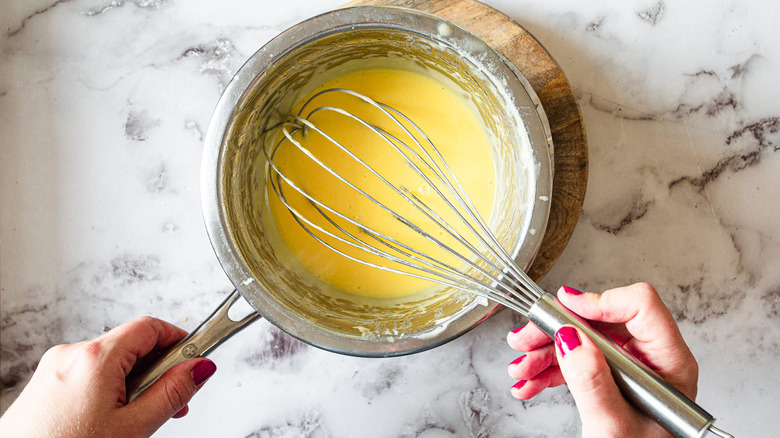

left=554, top=326, right=634, bottom=435
left=122, top=358, right=217, bottom=435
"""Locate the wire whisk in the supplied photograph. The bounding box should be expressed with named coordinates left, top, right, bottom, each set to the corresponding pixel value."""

left=265, top=88, right=541, bottom=314
left=263, top=88, right=731, bottom=438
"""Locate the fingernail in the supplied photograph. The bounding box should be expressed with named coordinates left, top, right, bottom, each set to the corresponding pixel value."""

left=554, top=326, right=581, bottom=357
left=192, top=360, right=217, bottom=387
left=510, top=326, right=524, bottom=334
left=509, top=355, right=526, bottom=366
left=173, top=405, right=189, bottom=419
left=512, top=380, right=527, bottom=390
left=562, top=286, right=583, bottom=295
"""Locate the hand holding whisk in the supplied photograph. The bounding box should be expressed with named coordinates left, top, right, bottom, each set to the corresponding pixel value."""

left=264, top=88, right=732, bottom=438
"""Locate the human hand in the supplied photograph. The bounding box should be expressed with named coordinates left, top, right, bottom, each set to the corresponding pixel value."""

left=0, top=316, right=216, bottom=438
left=507, top=283, right=698, bottom=438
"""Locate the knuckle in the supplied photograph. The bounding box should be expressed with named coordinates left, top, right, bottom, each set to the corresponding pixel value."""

left=41, top=344, right=67, bottom=359
left=136, top=315, right=158, bottom=325
left=633, top=282, right=658, bottom=300
left=125, top=315, right=160, bottom=334
left=572, top=370, right=613, bottom=399
left=570, top=365, right=603, bottom=392
left=622, top=282, right=662, bottom=312
left=164, top=378, right=194, bottom=412
left=38, top=344, right=69, bottom=369
left=116, top=315, right=159, bottom=335
left=565, top=356, right=612, bottom=396
left=79, top=339, right=106, bottom=360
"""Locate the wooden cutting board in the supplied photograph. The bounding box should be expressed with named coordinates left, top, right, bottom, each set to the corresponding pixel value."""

left=343, top=0, right=589, bottom=282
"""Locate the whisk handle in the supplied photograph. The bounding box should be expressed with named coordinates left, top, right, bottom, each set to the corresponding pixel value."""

left=527, top=293, right=715, bottom=438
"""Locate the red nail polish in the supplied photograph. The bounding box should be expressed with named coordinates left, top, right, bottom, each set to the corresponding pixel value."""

left=562, top=286, right=583, bottom=295
left=510, top=326, right=524, bottom=334
left=512, top=380, right=527, bottom=390
left=554, top=326, right=581, bottom=357
left=173, top=405, right=189, bottom=418
left=192, top=360, right=217, bottom=386
left=509, top=355, right=526, bottom=366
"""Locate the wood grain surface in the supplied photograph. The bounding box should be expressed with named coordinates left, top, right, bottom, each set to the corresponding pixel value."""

left=343, top=0, right=589, bottom=282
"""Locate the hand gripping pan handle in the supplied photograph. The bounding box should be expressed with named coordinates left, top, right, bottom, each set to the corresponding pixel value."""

left=125, top=289, right=261, bottom=402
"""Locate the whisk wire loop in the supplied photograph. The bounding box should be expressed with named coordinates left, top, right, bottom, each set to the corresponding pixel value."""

left=264, top=88, right=546, bottom=313
left=267, top=162, right=531, bottom=313
left=377, top=96, right=536, bottom=293
left=265, top=131, right=536, bottom=312
left=270, top=118, right=487, bottom=277
left=302, top=89, right=533, bottom=292
left=344, top=93, right=535, bottom=295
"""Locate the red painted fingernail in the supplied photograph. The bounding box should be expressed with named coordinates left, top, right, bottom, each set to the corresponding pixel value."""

left=509, top=355, right=526, bottom=366
left=192, top=360, right=217, bottom=387
left=510, top=325, right=524, bottom=334
left=562, top=286, right=583, bottom=295
left=173, top=405, right=189, bottom=418
left=512, top=380, right=527, bottom=390
left=554, top=326, right=581, bottom=357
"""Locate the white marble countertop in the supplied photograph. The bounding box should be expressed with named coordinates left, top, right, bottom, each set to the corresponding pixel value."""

left=2, top=0, right=779, bottom=436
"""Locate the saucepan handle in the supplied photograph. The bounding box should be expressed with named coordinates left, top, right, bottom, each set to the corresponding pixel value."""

left=527, top=293, right=729, bottom=438
left=126, top=289, right=261, bottom=402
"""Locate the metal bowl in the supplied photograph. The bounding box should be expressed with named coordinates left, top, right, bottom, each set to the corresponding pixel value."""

left=201, top=6, right=553, bottom=357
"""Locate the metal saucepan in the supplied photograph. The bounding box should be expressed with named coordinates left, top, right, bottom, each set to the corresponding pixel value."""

left=127, top=5, right=553, bottom=401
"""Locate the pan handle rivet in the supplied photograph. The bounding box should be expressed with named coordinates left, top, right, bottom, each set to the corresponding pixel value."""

left=182, top=344, right=198, bottom=358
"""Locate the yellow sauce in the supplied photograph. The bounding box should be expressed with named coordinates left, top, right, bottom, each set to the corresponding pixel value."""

left=268, top=68, right=496, bottom=299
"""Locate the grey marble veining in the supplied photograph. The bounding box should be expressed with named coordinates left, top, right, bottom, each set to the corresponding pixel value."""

left=2, top=1, right=779, bottom=437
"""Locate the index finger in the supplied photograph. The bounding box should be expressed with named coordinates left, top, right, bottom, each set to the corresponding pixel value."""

left=556, top=283, right=684, bottom=346
left=507, top=321, right=552, bottom=352
left=98, top=316, right=188, bottom=376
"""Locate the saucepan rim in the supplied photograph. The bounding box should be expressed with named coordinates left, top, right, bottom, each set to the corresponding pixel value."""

left=200, top=5, right=554, bottom=357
